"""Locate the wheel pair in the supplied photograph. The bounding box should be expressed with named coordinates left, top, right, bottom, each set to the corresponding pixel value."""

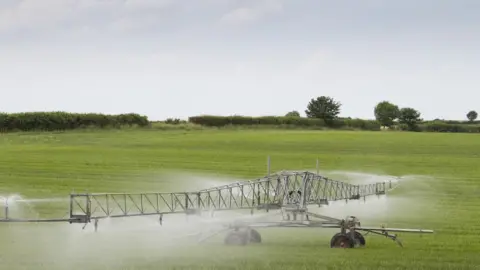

left=330, top=231, right=366, bottom=248
left=224, top=229, right=262, bottom=245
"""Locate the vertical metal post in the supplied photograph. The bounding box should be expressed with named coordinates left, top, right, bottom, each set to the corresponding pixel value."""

left=282, top=176, right=290, bottom=204
left=251, top=184, right=256, bottom=215
left=69, top=192, right=73, bottom=218
left=299, top=173, right=308, bottom=209
left=105, top=194, right=109, bottom=216
left=86, top=193, right=91, bottom=222
left=240, top=186, right=244, bottom=207
left=124, top=193, right=127, bottom=216
left=197, top=192, right=201, bottom=210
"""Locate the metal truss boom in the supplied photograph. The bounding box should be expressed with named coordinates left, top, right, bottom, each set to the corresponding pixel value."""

left=0, top=158, right=434, bottom=249
left=65, top=171, right=393, bottom=224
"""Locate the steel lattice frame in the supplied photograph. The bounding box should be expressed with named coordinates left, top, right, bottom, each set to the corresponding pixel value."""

left=67, top=171, right=391, bottom=223
left=1, top=170, right=434, bottom=248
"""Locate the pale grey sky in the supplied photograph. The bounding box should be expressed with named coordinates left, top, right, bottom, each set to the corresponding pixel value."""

left=1, top=0, right=478, bottom=121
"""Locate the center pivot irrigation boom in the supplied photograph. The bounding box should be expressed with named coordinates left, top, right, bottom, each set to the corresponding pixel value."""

left=0, top=158, right=433, bottom=248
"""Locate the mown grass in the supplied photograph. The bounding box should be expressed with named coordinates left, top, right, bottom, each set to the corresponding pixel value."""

left=0, top=129, right=479, bottom=269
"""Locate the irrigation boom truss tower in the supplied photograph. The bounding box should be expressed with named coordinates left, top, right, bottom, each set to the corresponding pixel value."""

left=0, top=157, right=434, bottom=248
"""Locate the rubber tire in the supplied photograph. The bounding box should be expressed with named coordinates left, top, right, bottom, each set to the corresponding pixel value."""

left=353, top=231, right=366, bottom=246
left=330, top=233, right=355, bottom=248
left=249, top=229, right=262, bottom=243
left=224, top=231, right=248, bottom=246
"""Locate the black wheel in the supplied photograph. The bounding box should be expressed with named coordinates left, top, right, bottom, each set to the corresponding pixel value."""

left=249, top=229, right=261, bottom=243
left=330, top=233, right=355, bottom=248
left=224, top=231, right=248, bottom=246
left=353, top=231, right=366, bottom=246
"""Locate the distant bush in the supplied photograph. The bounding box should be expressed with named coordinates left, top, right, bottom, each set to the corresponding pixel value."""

left=419, top=121, right=480, bottom=133
left=164, top=118, right=187, bottom=125
left=427, top=119, right=480, bottom=125
left=0, top=112, right=149, bottom=132
left=341, top=118, right=381, bottom=131
left=151, top=121, right=204, bottom=130
left=188, top=115, right=381, bottom=131
left=189, top=115, right=324, bottom=127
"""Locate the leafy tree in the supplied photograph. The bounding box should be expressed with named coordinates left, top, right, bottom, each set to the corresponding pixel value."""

left=374, top=101, right=400, bottom=127
left=398, top=107, right=422, bottom=130
left=285, top=110, right=300, bottom=117
left=305, top=96, right=341, bottom=122
left=467, top=110, right=478, bottom=122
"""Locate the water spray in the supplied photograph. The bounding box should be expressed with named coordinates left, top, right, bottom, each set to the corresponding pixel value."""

left=0, top=157, right=434, bottom=249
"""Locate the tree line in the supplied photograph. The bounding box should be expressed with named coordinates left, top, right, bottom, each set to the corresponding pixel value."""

left=0, top=96, right=478, bottom=133
left=287, top=96, right=478, bottom=130
left=187, top=96, right=480, bottom=133
left=281, top=96, right=478, bottom=131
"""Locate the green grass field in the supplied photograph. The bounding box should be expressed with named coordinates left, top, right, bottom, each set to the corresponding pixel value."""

left=1, top=129, right=479, bottom=270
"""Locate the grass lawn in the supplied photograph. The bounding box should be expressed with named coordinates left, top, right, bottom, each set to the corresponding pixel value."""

left=0, top=129, right=479, bottom=269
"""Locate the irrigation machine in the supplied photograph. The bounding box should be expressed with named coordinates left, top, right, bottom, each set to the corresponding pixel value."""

left=0, top=157, right=433, bottom=248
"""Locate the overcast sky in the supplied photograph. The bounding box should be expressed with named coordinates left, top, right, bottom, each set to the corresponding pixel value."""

left=1, top=0, right=478, bottom=121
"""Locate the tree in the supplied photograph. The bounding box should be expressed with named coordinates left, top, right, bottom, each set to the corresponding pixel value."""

left=467, top=110, right=478, bottom=122
left=374, top=101, right=400, bottom=127
left=398, top=107, right=422, bottom=130
left=285, top=110, right=300, bottom=117
left=305, top=96, right=341, bottom=122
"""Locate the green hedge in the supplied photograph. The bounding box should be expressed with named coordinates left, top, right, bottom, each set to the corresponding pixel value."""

left=429, top=119, right=480, bottom=125
left=0, top=112, right=149, bottom=132
left=188, top=115, right=480, bottom=133
left=419, top=121, right=480, bottom=133
left=188, top=115, right=381, bottom=131
left=4, top=112, right=477, bottom=133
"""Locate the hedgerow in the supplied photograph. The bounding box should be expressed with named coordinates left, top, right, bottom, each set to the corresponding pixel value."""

left=188, top=115, right=325, bottom=127
left=2, top=112, right=479, bottom=134
left=188, top=115, right=381, bottom=131
left=0, top=112, right=149, bottom=132
left=419, top=121, right=480, bottom=133
left=187, top=115, right=480, bottom=133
